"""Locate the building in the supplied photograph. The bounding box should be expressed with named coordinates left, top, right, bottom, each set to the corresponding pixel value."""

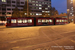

left=0, top=0, right=51, bottom=19
left=67, top=0, right=74, bottom=22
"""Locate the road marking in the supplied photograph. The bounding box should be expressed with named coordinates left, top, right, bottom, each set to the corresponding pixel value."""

left=12, top=46, right=19, bottom=49
left=10, top=41, right=17, bottom=43
left=70, top=40, right=75, bottom=43
left=41, top=29, right=64, bottom=50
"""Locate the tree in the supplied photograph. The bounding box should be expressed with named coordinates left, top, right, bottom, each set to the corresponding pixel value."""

left=12, top=7, right=20, bottom=17
left=22, top=1, right=31, bottom=17
left=50, top=7, right=59, bottom=16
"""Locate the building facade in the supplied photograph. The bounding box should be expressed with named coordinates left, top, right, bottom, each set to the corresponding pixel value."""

left=0, top=0, right=51, bottom=18
left=67, top=0, right=74, bottom=22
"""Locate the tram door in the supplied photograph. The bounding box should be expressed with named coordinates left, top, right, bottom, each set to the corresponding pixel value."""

left=6, top=19, right=11, bottom=26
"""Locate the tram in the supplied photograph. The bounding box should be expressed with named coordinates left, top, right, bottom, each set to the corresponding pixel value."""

left=5, top=17, right=68, bottom=27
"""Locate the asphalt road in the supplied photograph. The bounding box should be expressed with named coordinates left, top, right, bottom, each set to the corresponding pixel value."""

left=0, top=23, right=75, bottom=50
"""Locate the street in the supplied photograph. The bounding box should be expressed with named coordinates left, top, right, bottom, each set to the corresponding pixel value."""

left=0, top=23, right=75, bottom=50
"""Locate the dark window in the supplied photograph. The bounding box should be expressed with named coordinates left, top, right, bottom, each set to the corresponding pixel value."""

left=2, top=12, right=6, bottom=15
left=12, top=9, right=14, bottom=11
left=0, top=12, right=1, bottom=14
left=7, top=12, right=11, bottom=14
left=2, top=5, right=6, bottom=7
left=20, top=6, right=24, bottom=7
left=7, top=5, right=11, bottom=6
left=12, top=5, right=15, bottom=7
left=21, top=2, right=24, bottom=4
left=12, top=1, right=15, bottom=3
left=44, top=0, right=48, bottom=1
left=2, top=8, right=6, bottom=11
left=29, top=3, right=32, bottom=5
left=17, top=2, right=20, bottom=4
left=7, top=1, right=11, bottom=3
left=7, top=8, right=11, bottom=10
left=0, top=8, right=1, bottom=10
left=17, top=5, right=20, bottom=7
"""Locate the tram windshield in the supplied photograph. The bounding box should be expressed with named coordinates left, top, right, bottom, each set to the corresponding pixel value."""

left=7, top=19, right=11, bottom=23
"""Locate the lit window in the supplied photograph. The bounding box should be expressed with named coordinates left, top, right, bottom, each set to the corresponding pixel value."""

left=62, top=20, right=64, bottom=22
left=33, top=4, right=35, bottom=6
left=65, top=20, right=67, bottom=22
left=42, top=19, right=45, bottom=22
left=49, top=19, right=52, bottom=22
left=70, top=13, right=72, bottom=14
left=48, top=5, right=50, bottom=7
left=60, top=20, right=62, bottom=22
left=38, top=19, right=41, bottom=23
left=29, top=0, right=31, bottom=2
left=18, top=20, right=22, bottom=23
left=39, top=7, right=42, bottom=9
left=36, top=13, right=39, bottom=15
left=39, top=4, right=42, bottom=6
left=39, top=13, right=42, bottom=15
left=30, top=13, right=32, bottom=15
left=45, top=2, right=47, bottom=4
left=25, top=13, right=27, bottom=15
left=42, top=2, right=44, bottom=4
left=28, top=19, right=32, bottom=23
left=23, top=19, right=27, bottom=23
left=45, top=8, right=48, bottom=10
left=36, top=4, right=38, bottom=6
left=72, top=14, right=74, bottom=16
left=11, top=19, right=16, bottom=23
left=56, top=20, right=59, bottom=22
left=36, top=1, right=38, bottom=3
left=46, top=19, right=49, bottom=22
left=32, top=1, right=35, bottom=2
left=2, top=0, right=6, bottom=2
left=42, top=11, right=44, bottom=12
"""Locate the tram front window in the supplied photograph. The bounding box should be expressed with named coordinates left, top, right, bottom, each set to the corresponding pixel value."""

left=7, top=19, right=11, bottom=23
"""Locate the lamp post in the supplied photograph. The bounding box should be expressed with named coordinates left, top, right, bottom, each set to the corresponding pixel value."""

left=73, top=0, right=75, bottom=23
left=67, top=9, right=70, bottom=23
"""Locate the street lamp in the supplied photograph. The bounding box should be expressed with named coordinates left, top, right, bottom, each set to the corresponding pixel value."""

left=73, top=0, right=75, bottom=23
left=67, top=9, right=70, bottom=23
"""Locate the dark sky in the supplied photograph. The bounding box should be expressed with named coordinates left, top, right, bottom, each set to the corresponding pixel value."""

left=51, top=0, right=67, bottom=14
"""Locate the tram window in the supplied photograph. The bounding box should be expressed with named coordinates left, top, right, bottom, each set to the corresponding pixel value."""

left=60, top=20, right=62, bottom=22
left=42, top=19, right=45, bottom=22
left=38, top=19, right=41, bottom=23
left=18, top=19, right=22, bottom=23
left=63, top=20, right=65, bottom=22
left=11, top=19, right=16, bottom=23
left=49, top=19, right=52, bottom=22
left=46, top=19, right=49, bottom=22
left=56, top=20, right=59, bottom=22
left=7, top=19, right=11, bottom=23
left=65, top=20, right=67, bottom=22
left=28, top=19, right=32, bottom=23
left=62, top=20, right=64, bottom=22
left=23, top=19, right=27, bottom=23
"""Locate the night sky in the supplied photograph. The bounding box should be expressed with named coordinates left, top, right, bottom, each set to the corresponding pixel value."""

left=51, top=0, right=67, bottom=14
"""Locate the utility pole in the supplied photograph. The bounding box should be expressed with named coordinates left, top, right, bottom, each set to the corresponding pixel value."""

left=67, top=9, right=69, bottom=23
left=27, top=0, right=29, bottom=17
left=73, top=0, right=75, bottom=24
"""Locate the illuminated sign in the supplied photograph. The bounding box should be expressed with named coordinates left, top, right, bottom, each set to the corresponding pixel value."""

left=2, top=0, right=6, bottom=2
